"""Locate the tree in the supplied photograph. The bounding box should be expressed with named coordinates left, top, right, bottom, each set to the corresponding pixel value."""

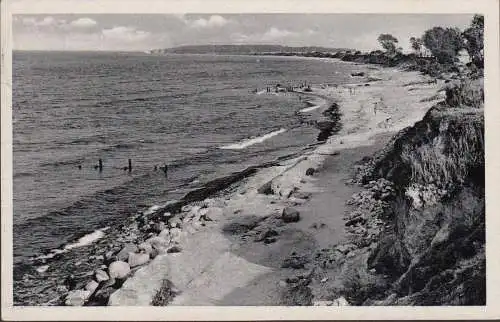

left=422, top=27, right=464, bottom=64
left=462, top=14, right=484, bottom=68
left=409, top=37, right=423, bottom=56
left=377, top=34, right=399, bottom=55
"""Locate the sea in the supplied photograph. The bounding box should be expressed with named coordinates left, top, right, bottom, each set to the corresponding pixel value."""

left=12, top=51, right=357, bottom=305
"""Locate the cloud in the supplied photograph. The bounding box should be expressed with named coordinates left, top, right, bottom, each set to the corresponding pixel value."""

left=101, top=26, right=151, bottom=42
left=70, top=17, right=97, bottom=28
left=187, top=15, right=229, bottom=28
left=22, top=16, right=57, bottom=27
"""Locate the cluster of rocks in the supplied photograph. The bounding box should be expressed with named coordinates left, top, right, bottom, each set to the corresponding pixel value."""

left=63, top=198, right=226, bottom=306
left=344, top=179, right=394, bottom=248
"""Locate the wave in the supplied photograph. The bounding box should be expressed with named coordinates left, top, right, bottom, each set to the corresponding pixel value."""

left=219, top=128, right=287, bottom=150
left=300, top=104, right=322, bottom=113
left=36, top=265, right=49, bottom=273
left=33, top=227, right=109, bottom=261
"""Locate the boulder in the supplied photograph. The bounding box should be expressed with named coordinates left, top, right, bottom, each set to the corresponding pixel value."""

left=116, top=244, right=138, bottom=262
left=305, top=168, right=315, bottom=176
left=104, top=251, right=117, bottom=266
left=282, top=207, right=300, bottom=223
left=166, top=245, right=182, bottom=253
left=89, top=282, right=116, bottom=306
left=149, top=248, right=160, bottom=259
left=169, top=228, right=182, bottom=243
left=158, top=229, right=170, bottom=239
left=65, top=290, right=91, bottom=306
left=146, top=236, right=169, bottom=253
left=127, top=252, right=150, bottom=268
left=152, top=222, right=166, bottom=234
left=108, top=261, right=130, bottom=279
left=257, top=181, right=274, bottom=195
left=95, top=269, right=109, bottom=283
left=85, top=280, right=100, bottom=294
left=138, top=242, right=153, bottom=254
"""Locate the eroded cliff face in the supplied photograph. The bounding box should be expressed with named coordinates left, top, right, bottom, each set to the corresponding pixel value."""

left=362, top=104, right=485, bottom=305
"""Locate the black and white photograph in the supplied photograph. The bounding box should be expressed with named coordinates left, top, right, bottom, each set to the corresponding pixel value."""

left=1, top=0, right=499, bottom=320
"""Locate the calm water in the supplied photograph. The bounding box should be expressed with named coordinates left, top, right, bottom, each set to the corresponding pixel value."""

left=12, top=51, right=355, bottom=305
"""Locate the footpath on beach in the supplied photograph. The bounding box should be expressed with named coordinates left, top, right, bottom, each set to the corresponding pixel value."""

left=64, top=61, right=443, bottom=306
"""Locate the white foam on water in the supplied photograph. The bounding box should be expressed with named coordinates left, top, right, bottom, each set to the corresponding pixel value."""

left=36, top=265, right=49, bottom=273
left=33, top=227, right=109, bottom=261
left=219, top=128, right=287, bottom=150
left=256, top=89, right=266, bottom=95
left=144, top=205, right=161, bottom=216
left=299, top=104, right=321, bottom=112
left=63, top=228, right=107, bottom=250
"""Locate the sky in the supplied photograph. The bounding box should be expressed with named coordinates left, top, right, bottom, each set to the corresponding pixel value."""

left=12, top=14, right=475, bottom=52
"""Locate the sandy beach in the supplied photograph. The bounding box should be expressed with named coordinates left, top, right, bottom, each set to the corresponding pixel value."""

left=104, top=62, right=443, bottom=306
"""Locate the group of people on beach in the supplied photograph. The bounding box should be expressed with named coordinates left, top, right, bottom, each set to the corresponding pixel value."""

left=255, top=81, right=313, bottom=95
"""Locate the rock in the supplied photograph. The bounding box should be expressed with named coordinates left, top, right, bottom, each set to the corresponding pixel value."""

left=336, top=244, right=351, bottom=255
left=85, top=280, right=99, bottom=294
left=158, top=229, right=171, bottom=239
left=146, top=236, right=169, bottom=253
left=65, top=290, right=91, bottom=306
left=305, top=168, right=315, bottom=176
left=169, top=228, right=182, bottom=243
left=292, top=191, right=312, bottom=200
left=191, top=221, right=203, bottom=230
left=282, top=207, right=300, bottom=223
left=345, top=215, right=366, bottom=227
left=138, top=242, right=153, bottom=255
left=264, top=237, right=278, bottom=244
left=166, top=245, right=182, bottom=253
left=278, top=280, right=288, bottom=288
left=288, top=197, right=307, bottom=205
left=257, top=181, right=274, bottom=195
left=90, top=283, right=116, bottom=306
left=169, top=217, right=182, bottom=228
left=320, top=277, right=329, bottom=283
left=331, top=296, right=350, bottom=306
left=181, top=205, right=192, bottom=212
left=95, top=269, right=109, bottom=283
left=282, top=253, right=309, bottom=269
left=163, top=212, right=173, bottom=219
left=222, top=215, right=263, bottom=235
left=149, top=248, right=160, bottom=259
left=152, top=222, right=166, bottom=234
left=351, top=71, right=365, bottom=77
left=116, top=244, right=138, bottom=262
left=254, top=228, right=279, bottom=242
left=127, top=252, right=150, bottom=268
left=108, top=261, right=130, bottom=280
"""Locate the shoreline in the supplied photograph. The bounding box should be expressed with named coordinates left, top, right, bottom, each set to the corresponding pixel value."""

left=103, top=62, right=442, bottom=306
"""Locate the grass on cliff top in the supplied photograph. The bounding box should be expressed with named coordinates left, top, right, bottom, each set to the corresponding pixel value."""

left=401, top=117, right=484, bottom=187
